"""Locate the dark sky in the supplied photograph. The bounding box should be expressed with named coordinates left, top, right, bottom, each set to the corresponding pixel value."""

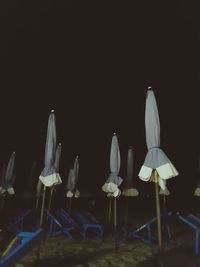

left=0, top=1, right=200, bottom=196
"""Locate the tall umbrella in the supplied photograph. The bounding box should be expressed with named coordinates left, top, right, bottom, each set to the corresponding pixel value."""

left=39, top=110, right=62, bottom=227
left=47, top=143, right=62, bottom=216
left=138, top=88, right=178, bottom=248
left=102, top=133, right=123, bottom=250
left=122, top=147, right=139, bottom=226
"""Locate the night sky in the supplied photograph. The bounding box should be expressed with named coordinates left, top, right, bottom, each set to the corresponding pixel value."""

left=0, top=1, right=200, bottom=201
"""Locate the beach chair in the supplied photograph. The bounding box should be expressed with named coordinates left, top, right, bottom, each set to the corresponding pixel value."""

left=46, top=210, right=74, bottom=240
left=0, top=228, right=42, bottom=267
left=8, top=210, right=33, bottom=233
left=128, top=212, right=172, bottom=244
left=60, top=208, right=103, bottom=239
left=176, top=212, right=200, bottom=256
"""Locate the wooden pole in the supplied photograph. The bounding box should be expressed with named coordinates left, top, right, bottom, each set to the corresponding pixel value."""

left=46, top=187, right=54, bottom=219
left=154, top=170, right=162, bottom=248
left=114, top=197, right=118, bottom=251
left=108, top=198, right=112, bottom=225
left=125, top=197, right=129, bottom=227
left=40, top=185, right=46, bottom=227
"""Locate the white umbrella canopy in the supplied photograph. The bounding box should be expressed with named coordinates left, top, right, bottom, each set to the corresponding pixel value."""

left=39, top=110, right=62, bottom=187
left=102, top=133, right=123, bottom=197
left=138, top=89, right=178, bottom=189
left=122, top=147, right=139, bottom=197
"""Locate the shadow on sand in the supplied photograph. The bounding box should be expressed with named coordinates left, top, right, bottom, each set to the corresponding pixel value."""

left=137, top=245, right=200, bottom=267
left=31, top=247, right=114, bottom=267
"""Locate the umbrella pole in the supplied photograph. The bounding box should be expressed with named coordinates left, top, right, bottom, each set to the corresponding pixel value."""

left=40, top=185, right=46, bottom=227
left=114, top=197, right=118, bottom=251
left=108, top=198, right=112, bottom=225
left=46, top=187, right=53, bottom=219
left=0, top=195, right=6, bottom=213
left=154, top=170, right=162, bottom=249
left=69, top=198, right=72, bottom=213
left=35, top=197, right=39, bottom=211
left=125, top=197, right=129, bottom=227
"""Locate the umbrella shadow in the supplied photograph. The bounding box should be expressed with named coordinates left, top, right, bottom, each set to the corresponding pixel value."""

left=31, top=247, right=114, bottom=267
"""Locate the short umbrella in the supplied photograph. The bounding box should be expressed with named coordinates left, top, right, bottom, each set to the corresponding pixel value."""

left=73, top=156, right=80, bottom=198
left=122, top=147, right=139, bottom=228
left=194, top=154, right=200, bottom=197
left=0, top=164, right=6, bottom=196
left=102, top=133, right=122, bottom=197
left=3, top=152, right=16, bottom=195
left=0, top=152, right=16, bottom=213
left=122, top=147, right=139, bottom=197
left=138, top=88, right=178, bottom=248
left=66, top=156, right=79, bottom=197
left=102, top=133, right=123, bottom=250
left=22, top=161, right=37, bottom=200
left=65, top=156, right=79, bottom=211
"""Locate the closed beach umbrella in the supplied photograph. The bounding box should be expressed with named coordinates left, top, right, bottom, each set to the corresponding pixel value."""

left=4, top=152, right=16, bottom=195
left=0, top=164, right=6, bottom=195
left=122, top=147, right=139, bottom=197
left=138, top=88, right=178, bottom=248
left=22, top=161, right=37, bottom=200
left=194, top=154, right=200, bottom=197
left=102, top=133, right=122, bottom=197
left=39, top=110, right=62, bottom=227
left=66, top=155, right=79, bottom=198
left=73, top=156, right=80, bottom=198
left=0, top=152, right=16, bottom=213
left=102, top=133, right=122, bottom=250
left=39, top=110, right=61, bottom=187
left=122, top=147, right=139, bottom=228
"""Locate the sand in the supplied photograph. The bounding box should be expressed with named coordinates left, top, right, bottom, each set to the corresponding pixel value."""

left=14, top=216, right=200, bottom=267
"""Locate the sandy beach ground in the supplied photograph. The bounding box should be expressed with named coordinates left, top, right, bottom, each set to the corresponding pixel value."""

left=14, top=213, right=200, bottom=267
left=2, top=195, right=200, bottom=266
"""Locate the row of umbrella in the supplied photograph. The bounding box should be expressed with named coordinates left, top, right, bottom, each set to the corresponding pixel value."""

left=0, top=88, right=180, bottom=251
left=101, top=88, right=179, bottom=250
